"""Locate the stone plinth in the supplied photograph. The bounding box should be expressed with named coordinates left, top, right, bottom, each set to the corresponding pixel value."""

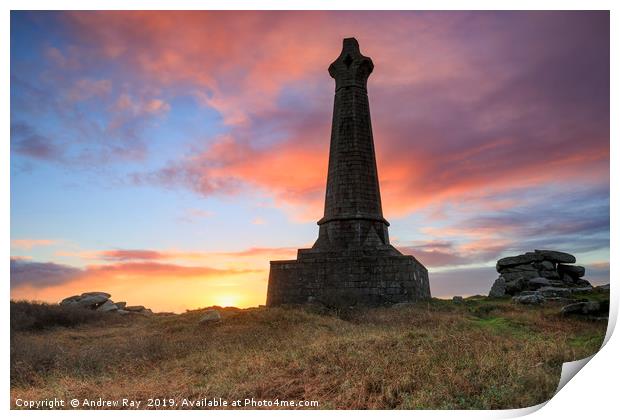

left=267, top=252, right=430, bottom=307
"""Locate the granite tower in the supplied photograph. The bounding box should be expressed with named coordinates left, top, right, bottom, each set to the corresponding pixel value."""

left=267, top=38, right=430, bottom=306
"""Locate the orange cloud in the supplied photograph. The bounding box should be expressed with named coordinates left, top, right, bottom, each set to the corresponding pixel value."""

left=57, top=246, right=299, bottom=263
left=84, top=261, right=259, bottom=278
left=53, top=246, right=300, bottom=281
left=98, top=250, right=167, bottom=261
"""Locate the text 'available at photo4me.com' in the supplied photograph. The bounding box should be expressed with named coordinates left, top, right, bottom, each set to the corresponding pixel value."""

left=14, top=397, right=320, bottom=409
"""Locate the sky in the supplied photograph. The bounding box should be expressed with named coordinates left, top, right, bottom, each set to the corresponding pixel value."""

left=10, top=11, right=610, bottom=312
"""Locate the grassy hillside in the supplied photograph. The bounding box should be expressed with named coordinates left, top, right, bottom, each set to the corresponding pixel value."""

left=10, top=296, right=607, bottom=409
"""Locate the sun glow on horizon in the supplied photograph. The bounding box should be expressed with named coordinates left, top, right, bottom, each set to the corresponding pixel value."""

left=211, top=294, right=245, bottom=309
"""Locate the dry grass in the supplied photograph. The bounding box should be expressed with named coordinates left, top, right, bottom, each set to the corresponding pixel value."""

left=10, top=297, right=607, bottom=410
left=11, top=300, right=108, bottom=331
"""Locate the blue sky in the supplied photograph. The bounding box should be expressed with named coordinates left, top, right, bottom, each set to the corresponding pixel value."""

left=10, top=11, right=609, bottom=311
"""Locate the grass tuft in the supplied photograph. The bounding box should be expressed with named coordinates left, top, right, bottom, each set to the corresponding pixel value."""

left=10, top=300, right=109, bottom=331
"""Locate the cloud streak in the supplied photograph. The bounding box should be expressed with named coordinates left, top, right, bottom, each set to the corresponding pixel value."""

left=11, top=258, right=83, bottom=288
left=56, top=246, right=299, bottom=263
left=11, top=238, right=58, bottom=250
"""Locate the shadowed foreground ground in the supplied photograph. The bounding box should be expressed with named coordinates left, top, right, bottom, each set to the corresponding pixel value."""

left=11, top=296, right=607, bottom=409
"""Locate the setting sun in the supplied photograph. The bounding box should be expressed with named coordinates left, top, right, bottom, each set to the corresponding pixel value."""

left=213, top=294, right=243, bottom=308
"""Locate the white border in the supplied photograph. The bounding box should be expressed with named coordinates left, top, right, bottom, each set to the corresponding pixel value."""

left=3, top=1, right=616, bottom=419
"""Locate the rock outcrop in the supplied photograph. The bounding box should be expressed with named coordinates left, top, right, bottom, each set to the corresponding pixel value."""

left=490, top=252, right=609, bottom=318
left=61, top=292, right=110, bottom=308
left=512, top=293, right=545, bottom=305
left=561, top=300, right=609, bottom=317
left=199, top=309, right=221, bottom=324
left=59, top=292, right=153, bottom=316
left=489, top=250, right=591, bottom=298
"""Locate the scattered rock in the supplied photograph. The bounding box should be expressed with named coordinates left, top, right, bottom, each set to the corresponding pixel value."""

left=573, top=278, right=593, bottom=287
left=538, top=287, right=571, bottom=298
left=528, top=277, right=552, bottom=288
left=59, top=292, right=154, bottom=316
left=452, top=296, right=464, bottom=304
left=534, top=250, right=576, bottom=264
left=199, top=309, right=221, bottom=323
left=96, top=300, right=119, bottom=312
left=500, top=263, right=539, bottom=274
left=488, top=276, right=507, bottom=298
left=81, top=292, right=112, bottom=299
left=539, top=260, right=555, bottom=271
left=561, top=301, right=601, bottom=316
left=80, top=295, right=110, bottom=308
left=496, top=253, right=542, bottom=270
left=558, top=264, right=585, bottom=278
left=561, top=273, right=576, bottom=285
left=60, top=292, right=110, bottom=309
left=501, top=271, right=539, bottom=283
left=512, top=294, right=545, bottom=305
left=538, top=269, right=560, bottom=280
left=59, top=295, right=81, bottom=305
left=503, top=277, right=530, bottom=295
left=517, top=290, right=540, bottom=296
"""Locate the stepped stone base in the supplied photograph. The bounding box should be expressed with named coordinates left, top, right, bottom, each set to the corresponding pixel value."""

left=267, top=250, right=430, bottom=307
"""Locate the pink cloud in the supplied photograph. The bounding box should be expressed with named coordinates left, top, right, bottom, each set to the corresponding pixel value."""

left=399, top=239, right=511, bottom=268
left=113, top=93, right=169, bottom=116
left=45, top=46, right=81, bottom=70
left=11, top=239, right=58, bottom=250
left=84, top=261, right=259, bottom=278
left=65, top=78, right=112, bottom=102
left=43, top=12, right=609, bottom=222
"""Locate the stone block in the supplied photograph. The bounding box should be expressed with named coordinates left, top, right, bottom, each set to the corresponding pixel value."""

left=267, top=254, right=430, bottom=307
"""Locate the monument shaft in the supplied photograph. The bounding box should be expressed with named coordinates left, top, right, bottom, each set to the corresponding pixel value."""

left=267, top=38, right=430, bottom=306
left=321, top=41, right=383, bottom=225
left=315, top=38, right=391, bottom=252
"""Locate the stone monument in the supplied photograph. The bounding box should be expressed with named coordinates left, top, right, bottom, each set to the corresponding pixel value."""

left=267, top=38, right=430, bottom=306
